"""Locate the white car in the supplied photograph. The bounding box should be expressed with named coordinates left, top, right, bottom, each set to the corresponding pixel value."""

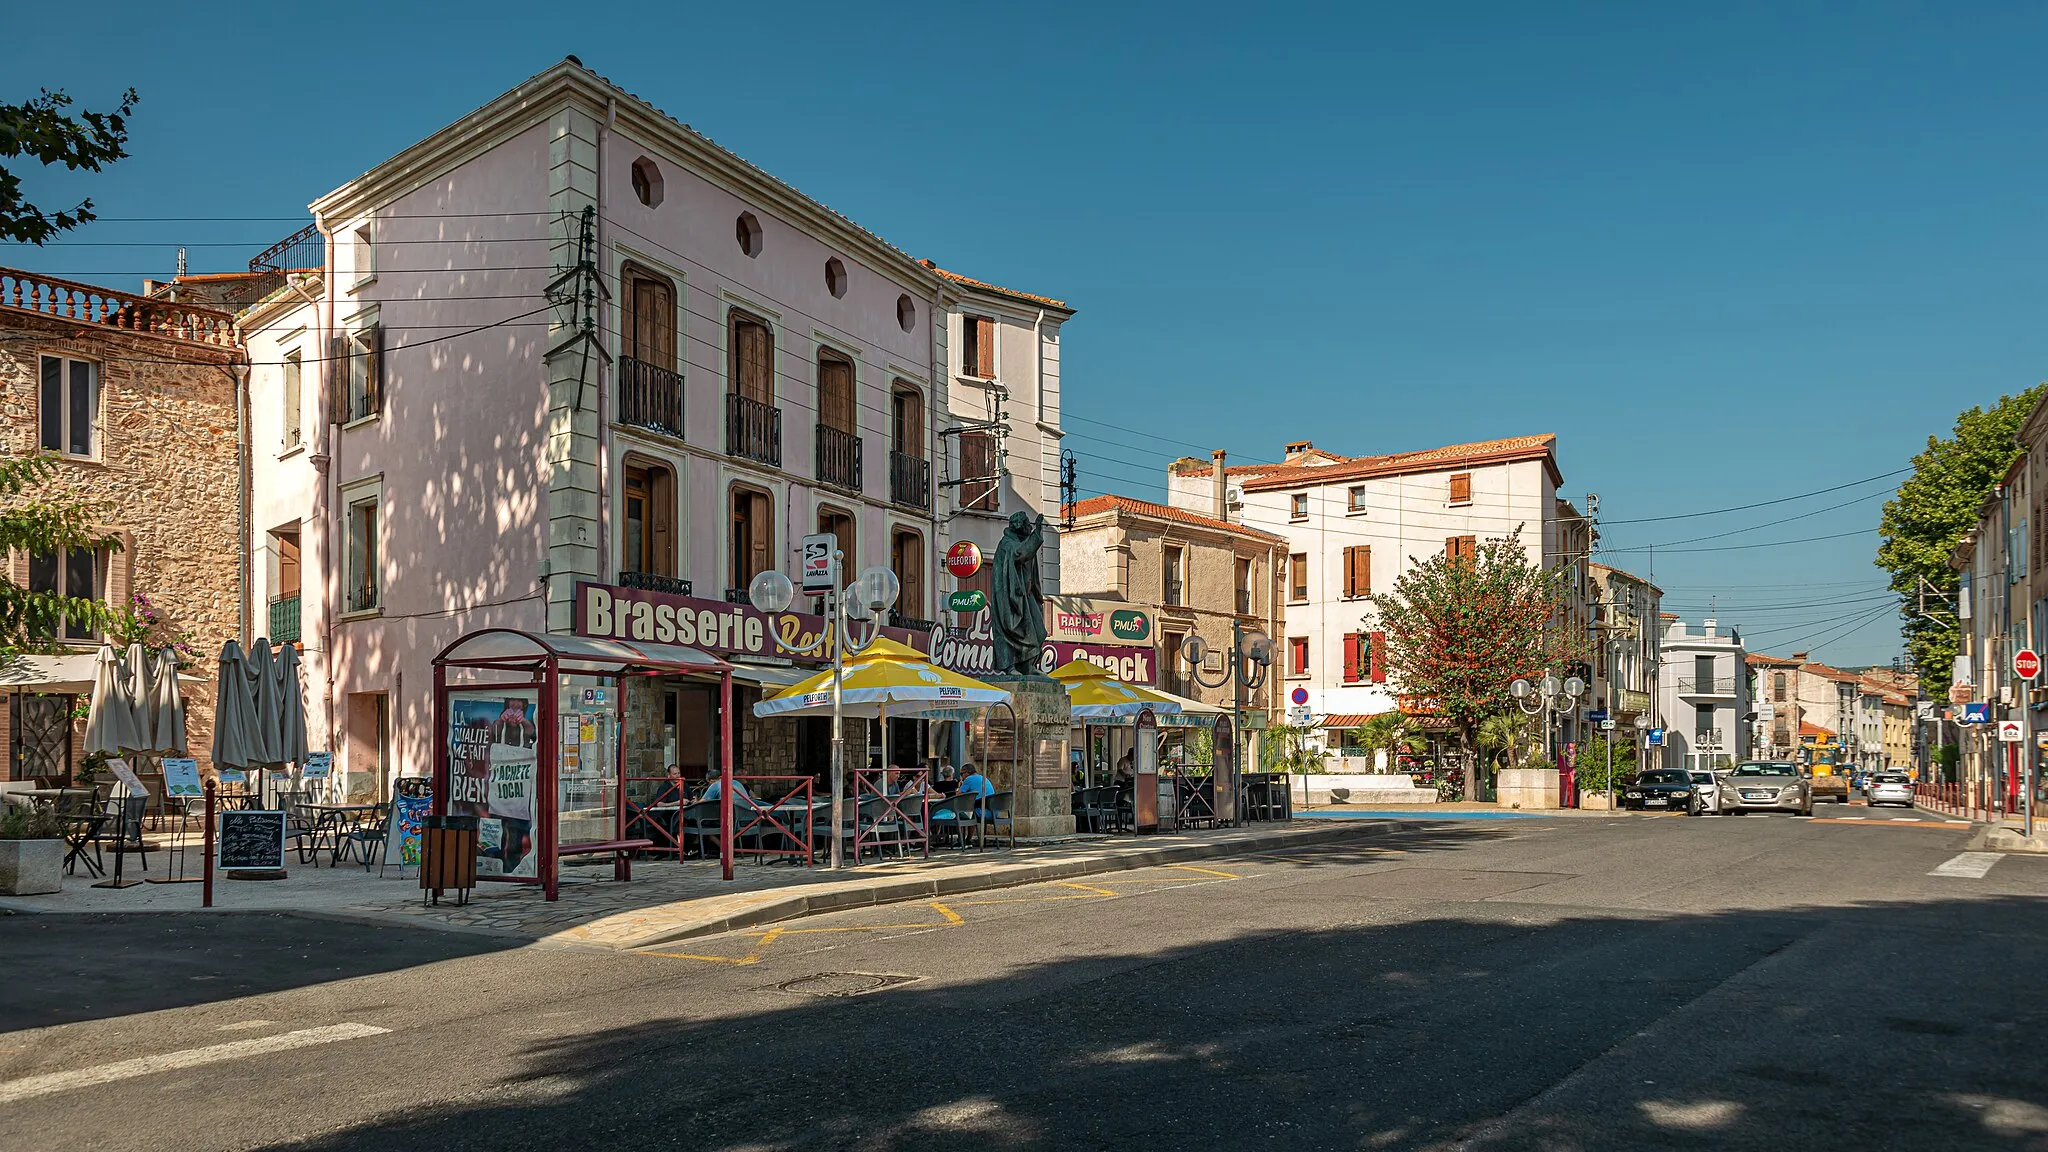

left=1864, top=772, right=1915, bottom=808
left=1687, top=770, right=1722, bottom=815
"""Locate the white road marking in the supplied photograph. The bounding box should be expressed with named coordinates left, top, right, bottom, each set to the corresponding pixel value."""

left=1930, top=852, right=2003, bottom=879
left=1890, top=817, right=1919, bottom=822
left=0, top=1023, right=390, bottom=1105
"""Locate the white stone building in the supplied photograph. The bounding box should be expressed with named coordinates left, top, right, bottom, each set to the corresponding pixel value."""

left=1657, top=616, right=1751, bottom=771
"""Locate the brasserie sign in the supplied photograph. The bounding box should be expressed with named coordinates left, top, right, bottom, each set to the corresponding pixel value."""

left=576, top=583, right=920, bottom=659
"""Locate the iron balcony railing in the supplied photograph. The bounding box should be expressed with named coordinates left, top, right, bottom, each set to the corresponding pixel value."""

left=268, top=594, right=302, bottom=645
left=618, top=357, right=684, bottom=439
left=726, top=393, right=781, bottom=466
left=888, top=610, right=935, bottom=634
left=890, top=450, right=930, bottom=509
left=725, top=587, right=751, bottom=604
left=815, top=423, right=862, bottom=491
left=618, top=571, right=691, bottom=597
left=1677, top=677, right=1734, bottom=696
left=346, top=581, right=379, bottom=614
left=249, top=223, right=324, bottom=273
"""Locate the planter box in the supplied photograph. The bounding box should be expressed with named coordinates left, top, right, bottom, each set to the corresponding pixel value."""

left=0, top=839, right=63, bottom=896
left=1496, top=768, right=1561, bottom=810
left=1297, top=773, right=1438, bottom=806
left=1578, top=794, right=1613, bottom=811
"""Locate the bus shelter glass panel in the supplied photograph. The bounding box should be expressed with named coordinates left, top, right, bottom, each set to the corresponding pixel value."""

left=559, top=674, right=620, bottom=845
left=445, top=686, right=542, bottom=878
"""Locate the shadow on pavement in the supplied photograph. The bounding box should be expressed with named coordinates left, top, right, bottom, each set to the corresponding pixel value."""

left=0, top=913, right=519, bottom=1030
left=261, top=891, right=2048, bottom=1152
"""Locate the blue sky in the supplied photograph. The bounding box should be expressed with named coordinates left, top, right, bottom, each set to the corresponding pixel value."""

left=8, top=1, right=2042, bottom=668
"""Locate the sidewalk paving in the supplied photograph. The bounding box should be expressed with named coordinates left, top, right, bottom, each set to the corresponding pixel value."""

left=0, top=820, right=1395, bottom=951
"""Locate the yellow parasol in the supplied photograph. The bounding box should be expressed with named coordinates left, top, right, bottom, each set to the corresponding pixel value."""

left=753, top=636, right=1011, bottom=718
left=1047, top=658, right=1184, bottom=719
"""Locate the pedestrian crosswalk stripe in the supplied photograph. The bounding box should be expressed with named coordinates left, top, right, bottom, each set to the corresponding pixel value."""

left=1929, top=852, right=2002, bottom=879
left=0, top=1023, right=390, bottom=1105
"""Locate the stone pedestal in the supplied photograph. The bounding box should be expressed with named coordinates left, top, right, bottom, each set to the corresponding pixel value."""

left=974, top=674, right=1074, bottom=839
left=1496, top=767, right=1561, bottom=810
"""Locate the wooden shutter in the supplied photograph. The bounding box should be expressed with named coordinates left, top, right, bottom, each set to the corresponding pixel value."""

left=819, top=354, right=855, bottom=432
left=1446, top=537, right=1459, bottom=561
left=1343, top=632, right=1361, bottom=683
left=961, top=431, right=998, bottom=511
left=1343, top=546, right=1371, bottom=598
left=1446, top=536, right=1475, bottom=562
left=731, top=315, right=772, bottom=404
left=366, top=323, right=385, bottom=417
left=966, top=316, right=995, bottom=378
left=747, top=490, right=771, bottom=581
left=652, top=466, right=676, bottom=576
left=1368, top=631, right=1387, bottom=683
left=1449, top=473, right=1472, bottom=505
left=895, top=531, right=924, bottom=618
left=328, top=334, right=350, bottom=424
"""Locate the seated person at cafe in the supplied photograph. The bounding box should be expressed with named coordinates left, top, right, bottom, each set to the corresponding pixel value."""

left=934, top=763, right=993, bottom=823
left=700, top=775, right=754, bottom=806
left=933, top=757, right=959, bottom=795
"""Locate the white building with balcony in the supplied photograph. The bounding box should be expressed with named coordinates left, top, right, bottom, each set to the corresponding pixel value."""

left=1658, top=616, right=1751, bottom=771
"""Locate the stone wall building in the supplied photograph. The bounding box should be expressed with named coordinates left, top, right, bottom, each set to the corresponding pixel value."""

left=0, top=268, right=244, bottom=781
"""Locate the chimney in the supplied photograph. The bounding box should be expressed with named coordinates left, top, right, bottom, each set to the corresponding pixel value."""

left=1791, top=651, right=1809, bottom=662
left=1704, top=617, right=1717, bottom=637
left=1211, top=449, right=1227, bottom=522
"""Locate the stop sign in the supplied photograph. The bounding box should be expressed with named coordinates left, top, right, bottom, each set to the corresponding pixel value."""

left=2018, top=649, right=2041, bottom=681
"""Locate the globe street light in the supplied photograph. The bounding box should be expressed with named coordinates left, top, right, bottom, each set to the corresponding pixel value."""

left=1510, top=673, right=1585, bottom=770
left=748, top=549, right=896, bottom=870
left=1178, top=621, right=1273, bottom=820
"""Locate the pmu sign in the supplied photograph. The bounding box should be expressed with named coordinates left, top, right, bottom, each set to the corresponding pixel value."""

left=2017, top=649, right=2041, bottom=682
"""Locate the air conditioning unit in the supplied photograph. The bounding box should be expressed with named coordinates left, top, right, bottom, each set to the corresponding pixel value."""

left=1225, top=485, right=1243, bottom=506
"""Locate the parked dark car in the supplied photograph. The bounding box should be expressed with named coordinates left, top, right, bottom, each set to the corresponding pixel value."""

left=1621, top=768, right=1699, bottom=814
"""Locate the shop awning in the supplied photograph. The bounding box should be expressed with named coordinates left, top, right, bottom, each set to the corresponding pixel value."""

left=1319, top=713, right=1392, bottom=729
left=724, top=662, right=811, bottom=689
left=434, top=628, right=732, bottom=677
left=1147, top=689, right=1223, bottom=716
left=0, top=653, right=100, bottom=694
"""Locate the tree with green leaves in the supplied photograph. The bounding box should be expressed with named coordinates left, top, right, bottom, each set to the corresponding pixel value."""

left=1876, top=385, right=2044, bottom=697
left=1, top=86, right=139, bottom=244
left=0, top=455, right=121, bottom=655
left=1258, top=721, right=1329, bottom=774
left=1368, top=529, right=1587, bottom=800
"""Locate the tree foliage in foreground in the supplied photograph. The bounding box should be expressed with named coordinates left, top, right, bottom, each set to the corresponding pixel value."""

left=1, top=86, right=138, bottom=244
left=1877, top=386, right=2044, bottom=696
left=0, top=455, right=122, bottom=655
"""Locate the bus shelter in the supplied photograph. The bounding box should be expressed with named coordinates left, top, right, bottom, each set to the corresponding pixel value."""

left=432, top=628, right=733, bottom=900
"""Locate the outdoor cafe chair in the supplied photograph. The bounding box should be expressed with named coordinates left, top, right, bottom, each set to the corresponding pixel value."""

left=678, top=799, right=721, bottom=859
left=931, top=792, right=979, bottom=848
left=284, top=798, right=324, bottom=864
left=63, top=810, right=108, bottom=877
left=977, top=791, right=1016, bottom=849
left=338, top=804, right=391, bottom=871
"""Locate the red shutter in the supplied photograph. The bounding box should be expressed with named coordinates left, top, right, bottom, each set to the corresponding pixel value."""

left=1369, top=632, right=1387, bottom=683
left=1343, top=632, right=1361, bottom=683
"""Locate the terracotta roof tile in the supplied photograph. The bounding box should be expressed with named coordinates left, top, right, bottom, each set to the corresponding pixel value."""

left=1318, top=714, right=1387, bottom=728
left=1063, top=494, right=1287, bottom=543
left=918, top=261, right=1070, bottom=310
left=1799, top=721, right=1835, bottom=738
left=1801, top=662, right=1864, bottom=683
left=1240, top=434, right=1560, bottom=492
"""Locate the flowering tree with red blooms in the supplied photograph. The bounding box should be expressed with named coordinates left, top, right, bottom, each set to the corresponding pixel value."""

left=1367, top=529, right=1586, bottom=800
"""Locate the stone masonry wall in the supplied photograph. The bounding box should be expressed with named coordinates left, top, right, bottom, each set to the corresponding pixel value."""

left=0, top=309, right=242, bottom=781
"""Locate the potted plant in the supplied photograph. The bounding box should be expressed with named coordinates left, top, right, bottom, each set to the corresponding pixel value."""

left=0, top=804, right=68, bottom=895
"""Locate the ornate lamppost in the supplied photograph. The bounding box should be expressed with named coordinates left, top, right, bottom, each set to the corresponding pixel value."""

left=1178, top=620, right=1273, bottom=814
left=1509, top=672, right=1585, bottom=773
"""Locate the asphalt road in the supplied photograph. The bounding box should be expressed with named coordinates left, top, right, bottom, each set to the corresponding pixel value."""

left=3, top=809, right=2045, bottom=1151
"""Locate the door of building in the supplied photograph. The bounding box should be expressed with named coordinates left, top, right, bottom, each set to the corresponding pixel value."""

left=9, top=694, right=75, bottom=782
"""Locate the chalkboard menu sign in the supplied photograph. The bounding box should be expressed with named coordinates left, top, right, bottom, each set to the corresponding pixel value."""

left=218, top=810, right=287, bottom=870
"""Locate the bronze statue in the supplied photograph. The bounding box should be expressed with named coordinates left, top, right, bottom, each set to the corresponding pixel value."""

left=990, top=512, right=1049, bottom=675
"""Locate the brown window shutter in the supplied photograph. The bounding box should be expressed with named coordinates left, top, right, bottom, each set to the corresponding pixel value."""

left=973, top=317, right=995, bottom=378
left=1369, top=632, right=1387, bottom=683
left=1360, top=546, right=1370, bottom=595
left=367, top=323, right=385, bottom=416
left=1450, top=473, right=1472, bottom=504
left=652, top=467, right=676, bottom=576
left=1343, top=632, right=1361, bottom=683
left=329, top=334, right=350, bottom=424
left=748, top=490, right=772, bottom=580
left=1446, top=537, right=1458, bottom=561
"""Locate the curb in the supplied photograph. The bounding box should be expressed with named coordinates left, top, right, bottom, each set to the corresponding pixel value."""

left=622, top=820, right=1401, bottom=951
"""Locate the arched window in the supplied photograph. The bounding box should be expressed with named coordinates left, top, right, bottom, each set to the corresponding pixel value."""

left=621, top=455, right=677, bottom=578
left=729, top=484, right=775, bottom=596
left=890, top=527, right=925, bottom=621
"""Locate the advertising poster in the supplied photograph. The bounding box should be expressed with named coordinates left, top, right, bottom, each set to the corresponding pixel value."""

left=162, top=758, right=202, bottom=799
left=302, top=752, right=333, bottom=779
left=446, top=689, right=540, bottom=878
left=392, top=793, right=429, bottom=868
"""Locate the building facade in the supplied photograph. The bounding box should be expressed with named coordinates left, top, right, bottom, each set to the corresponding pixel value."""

left=236, top=60, right=1069, bottom=796
left=1747, top=652, right=1804, bottom=760
left=0, top=268, right=244, bottom=780
left=1657, top=616, right=1751, bottom=770
left=1589, top=562, right=1662, bottom=729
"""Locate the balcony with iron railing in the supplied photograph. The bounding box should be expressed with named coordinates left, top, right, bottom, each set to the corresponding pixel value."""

left=1, top=268, right=237, bottom=347
left=888, top=610, right=936, bottom=634
left=268, top=594, right=302, bottom=645
left=815, top=423, right=862, bottom=492
left=890, top=451, right=930, bottom=509
left=618, top=570, right=692, bottom=597
left=248, top=223, right=325, bottom=273
left=618, top=357, right=685, bottom=439
left=726, top=393, right=782, bottom=466
left=1677, top=677, right=1736, bottom=697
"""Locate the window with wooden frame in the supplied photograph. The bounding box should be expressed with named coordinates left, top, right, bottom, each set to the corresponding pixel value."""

left=816, top=348, right=856, bottom=435
left=343, top=489, right=380, bottom=613
left=1445, top=535, right=1476, bottom=563
left=1449, top=472, right=1473, bottom=506
left=282, top=350, right=303, bottom=450
left=729, top=485, right=775, bottom=594
left=891, top=528, right=925, bottom=619
left=1288, top=636, right=1309, bottom=678
left=1289, top=552, right=1308, bottom=602
left=958, top=430, right=1000, bottom=512
left=332, top=323, right=383, bottom=424
left=961, top=315, right=995, bottom=379
left=817, top=506, right=856, bottom=577
left=891, top=381, right=923, bottom=456
left=1235, top=557, right=1254, bottom=615
left=1347, top=485, right=1367, bottom=515
left=38, top=355, right=97, bottom=458
left=623, top=264, right=677, bottom=370
left=1289, top=493, right=1309, bottom=521
left=727, top=310, right=774, bottom=404
left=1164, top=545, right=1185, bottom=606
left=1342, top=545, right=1371, bottom=599
left=1773, top=672, right=1787, bottom=702
left=622, top=457, right=677, bottom=577
left=27, top=547, right=102, bottom=641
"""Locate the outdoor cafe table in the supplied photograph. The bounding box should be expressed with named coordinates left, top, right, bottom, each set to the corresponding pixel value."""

left=303, top=803, right=381, bottom=867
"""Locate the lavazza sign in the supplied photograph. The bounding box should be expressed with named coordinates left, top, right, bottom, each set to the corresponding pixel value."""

left=579, top=583, right=1159, bottom=684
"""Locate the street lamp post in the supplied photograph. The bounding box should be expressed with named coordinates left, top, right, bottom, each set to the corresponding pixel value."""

left=1179, top=620, right=1273, bottom=816
left=1511, top=673, right=1585, bottom=802
left=748, top=555, right=899, bottom=871
left=1626, top=710, right=1653, bottom=809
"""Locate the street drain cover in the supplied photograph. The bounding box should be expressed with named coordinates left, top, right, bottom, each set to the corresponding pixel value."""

left=772, top=972, right=920, bottom=998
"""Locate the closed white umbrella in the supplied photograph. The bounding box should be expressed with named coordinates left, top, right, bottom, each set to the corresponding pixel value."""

left=276, top=644, right=308, bottom=766
left=85, top=644, right=146, bottom=756
left=247, top=638, right=284, bottom=765
left=211, top=640, right=259, bottom=769
left=122, top=643, right=157, bottom=753
left=151, top=647, right=187, bottom=754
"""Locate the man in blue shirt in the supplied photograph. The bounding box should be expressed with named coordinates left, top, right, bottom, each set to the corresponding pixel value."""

left=701, top=776, right=754, bottom=806
left=934, top=764, right=994, bottom=842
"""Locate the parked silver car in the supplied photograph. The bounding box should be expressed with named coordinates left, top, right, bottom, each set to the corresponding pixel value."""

left=1717, top=761, right=1812, bottom=816
left=1864, top=772, right=1916, bottom=808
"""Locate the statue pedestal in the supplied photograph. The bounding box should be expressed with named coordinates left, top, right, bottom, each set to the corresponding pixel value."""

left=973, top=674, right=1073, bottom=839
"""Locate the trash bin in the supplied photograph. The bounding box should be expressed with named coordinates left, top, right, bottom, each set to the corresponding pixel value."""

left=420, top=814, right=478, bottom=905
